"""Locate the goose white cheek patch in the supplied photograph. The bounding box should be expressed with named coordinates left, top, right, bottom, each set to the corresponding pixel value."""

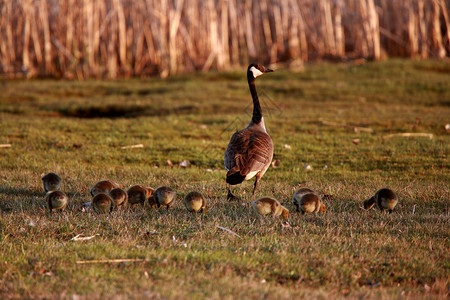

left=250, top=66, right=263, bottom=78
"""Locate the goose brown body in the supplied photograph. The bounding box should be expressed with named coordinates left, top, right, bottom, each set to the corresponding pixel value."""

left=184, top=191, right=207, bottom=213
left=46, top=190, right=68, bottom=212
left=251, top=197, right=289, bottom=219
left=109, top=188, right=128, bottom=209
left=364, top=188, right=398, bottom=213
left=92, top=193, right=113, bottom=213
left=224, top=64, right=274, bottom=200
left=297, top=193, right=326, bottom=214
left=42, top=172, right=62, bottom=192
left=90, top=180, right=121, bottom=197
left=127, top=185, right=153, bottom=205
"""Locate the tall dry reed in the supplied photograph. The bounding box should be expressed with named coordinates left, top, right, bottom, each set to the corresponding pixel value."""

left=0, top=0, right=448, bottom=78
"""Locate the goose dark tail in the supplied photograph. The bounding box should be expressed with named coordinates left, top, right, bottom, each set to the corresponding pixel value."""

left=226, top=172, right=246, bottom=185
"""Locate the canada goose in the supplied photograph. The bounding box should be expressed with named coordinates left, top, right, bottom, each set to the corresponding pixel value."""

left=90, top=180, right=121, bottom=197
left=46, top=190, right=68, bottom=213
left=42, top=172, right=62, bottom=192
left=127, top=185, right=154, bottom=205
left=184, top=191, right=207, bottom=213
left=297, top=193, right=326, bottom=214
left=92, top=193, right=113, bottom=213
left=150, top=186, right=176, bottom=209
left=292, top=187, right=315, bottom=211
left=224, top=64, right=274, bottom=200
left=109, top=188, right=128, bottom=209
left=251, top=197, right=289, bottom=219
left=364, top=188, right=398, bottom=213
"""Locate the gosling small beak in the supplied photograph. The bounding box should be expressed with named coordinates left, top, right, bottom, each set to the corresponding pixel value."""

left=264, top=66, right=273, bottom=73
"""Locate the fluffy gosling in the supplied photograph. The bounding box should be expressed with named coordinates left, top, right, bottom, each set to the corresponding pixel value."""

left=46, top=190, right=68, bottom=213
left=364, top=188, right=398, bottom=213
left=90, top=180, right=121, bottom=197
left=127, top=185, right=154, bottom=205
left=297, top=193, right=326, bottom=214
left=42, top=172, right=62, bottom=192
left=251, top=197, right=289, bottom=219
left=184, top=191, right=207, bottom=213
left=292, top=187, right=315, bottom=211
left=109, top=188, right=128, bottom=209
left=92, top=193, right=113, bottom=213
left=150, top=186, right=177, bottom=209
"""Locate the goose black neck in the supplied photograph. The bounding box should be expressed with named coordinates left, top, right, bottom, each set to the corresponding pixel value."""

left=247, top=73, right=262, bottom=124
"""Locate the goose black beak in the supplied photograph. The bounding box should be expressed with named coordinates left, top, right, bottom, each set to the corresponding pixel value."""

left=264, top=67, right=274, bottom=73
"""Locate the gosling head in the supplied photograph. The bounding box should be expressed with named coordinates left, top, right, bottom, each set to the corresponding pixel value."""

left=41, top=172, right=62, bottom=192
left=109, top=188, right=128, bottom=209
left=184, top=191, right=207, bottom=213
left=92, top=193, right=113, bottom=214
left=153, top=186, right=177, bottom=209
left=46, top=190, right=68, bottom=213
left=281, top=207, right=290, bottom=219
left=363, top=196, right=376, bottom=210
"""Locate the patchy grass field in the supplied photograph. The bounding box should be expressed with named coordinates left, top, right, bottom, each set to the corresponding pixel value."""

left=0, top=59, right=449, bottom=299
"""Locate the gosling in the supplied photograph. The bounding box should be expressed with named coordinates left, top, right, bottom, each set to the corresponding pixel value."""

left=150, top=186, right=176, bottom=209
left=296, top=193, right=326, bottom=214
left=251, top=197, right=289, bottom=219
left=90, top=180, right=121, bottom=197
left=127, top=185, right=154, bottom=205
left=46, top=190, right=68, bottom=213
left=184, top=191, right=207, bottom=213
left=364, top=188, right=398, bottom=213
left=42, top=172, right=62, bottom=192
left=109, top=188, right=128, bottom=209
left=292, top=187, right=315, bottom=211
left=92, top=193, right=113, bottom=213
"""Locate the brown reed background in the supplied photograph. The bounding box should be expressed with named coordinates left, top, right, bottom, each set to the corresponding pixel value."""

left=1, top=0, right=449, bottom=78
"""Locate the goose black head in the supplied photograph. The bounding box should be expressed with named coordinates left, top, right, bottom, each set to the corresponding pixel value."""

left=248, top=64, right=273, bottom=79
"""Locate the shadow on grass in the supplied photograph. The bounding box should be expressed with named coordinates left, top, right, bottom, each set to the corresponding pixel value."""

left=0, top=186, right=83, bottom=213
left=0, top=186, right=42, bottom=197
left=56, top=104, right=198, bottom=119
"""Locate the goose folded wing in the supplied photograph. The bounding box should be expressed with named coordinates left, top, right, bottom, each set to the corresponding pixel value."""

left=240, top=134, right=273, bottom=176
left=225, top=129, right=250, bottom=172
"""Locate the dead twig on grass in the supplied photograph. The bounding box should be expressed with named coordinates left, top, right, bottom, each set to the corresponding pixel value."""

left=319, top=118, right=374, bottom=133
left=71, top=234, right=99, bottom=241
left=217, top=226, right=241, bottom=239
left=76, top=258, right=145, bottom=264
left=383, top=133, right=433, bottom=141
left=120, top=144, right=144, bottom=149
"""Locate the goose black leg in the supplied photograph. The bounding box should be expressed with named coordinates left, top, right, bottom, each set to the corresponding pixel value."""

left=227, top=185, right=239, bottom=201
left=251, top=177, right=260, bottom=200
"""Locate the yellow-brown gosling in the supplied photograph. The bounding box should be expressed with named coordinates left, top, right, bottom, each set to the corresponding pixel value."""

left=46, top=190, right=68, bottom=213
left=42, top=172, right=62, bottom=192
left=127, top=185, right=154, bottom=205
left=92, top=193, right=113, bottom=213
left=292, top=187, right=315, bottom=211
left=90, top=180, right=121, bottom=197
left=109, top=188, right=128, bottom=209
left=297, top=193, right=326, bottom=214
left=150, top=186, right=177, bottom=209
left=364, top=188, right=398, bottom=213
left=251, top=197, right=289, bottom=219
left=184, top=191, right=207, bottom=213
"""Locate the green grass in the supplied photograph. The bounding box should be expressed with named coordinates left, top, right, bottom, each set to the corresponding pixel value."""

left=0, top=59, right=449, bottom=299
